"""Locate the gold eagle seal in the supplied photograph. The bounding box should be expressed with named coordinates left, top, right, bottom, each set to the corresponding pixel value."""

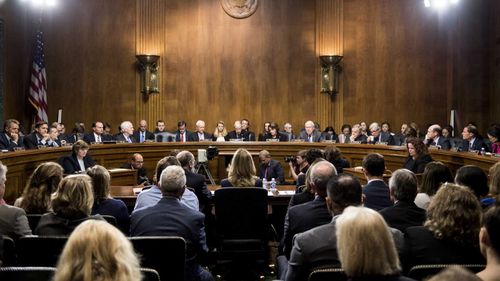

left=220, top=0, right=259, bottom=19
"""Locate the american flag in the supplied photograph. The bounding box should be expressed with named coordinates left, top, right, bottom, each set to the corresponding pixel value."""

left=28, top=29, right=48, bottom=122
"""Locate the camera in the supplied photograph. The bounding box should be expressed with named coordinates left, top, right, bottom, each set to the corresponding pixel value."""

left=207, top=146, right=219, bottom=160
left=284, top=156, right=296, bottom=164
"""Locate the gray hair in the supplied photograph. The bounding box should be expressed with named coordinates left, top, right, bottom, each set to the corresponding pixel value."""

left=369, top=122, right=380, bottom=131
left=159, top=165, right=186, bottom=193
left=0, top=161, right=7, bottom=184
left=389, top=169, right=418, bottom=202
left=309, top=160, right=337, bottom=194
left=120, top=121, right=133, bottom=132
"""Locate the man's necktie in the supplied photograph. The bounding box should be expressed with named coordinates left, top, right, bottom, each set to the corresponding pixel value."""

left=180, top=133, right=184, bottom=142
left=199, top=133, right=204, bottom=141
left=140, top=132, right=144, bottom=143
left=97, top=135, right=101, bottom=143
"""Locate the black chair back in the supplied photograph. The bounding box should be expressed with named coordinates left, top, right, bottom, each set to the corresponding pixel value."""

left=308, top=267, right=346, bottom=281
left=408, top=264, right=486, bottom=281
left=101, top=214, right=118, bottom=226
left=1, top=235, right=17, bottom=266
left=141, top=267, right=161, bottom=281
left=26, top=214, right=43, bottom=232
left=0, top=267, right=55, bottom=281
left=17, top=236, right=68, bottom=266
left=129, top=236, right=186, bottom=281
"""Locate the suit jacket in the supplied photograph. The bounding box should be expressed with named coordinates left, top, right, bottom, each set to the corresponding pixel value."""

left=243, top=130, right=256, bottom=141
left=64, top=133, right=84, bottom=144
left=83, top=133, right=114, bottom=144
left=0, top=133, right=24, bottom=151
left=286, top=217, right=404, bottom=281
left=115, top=134, right=137, bottom=143
left=346, top=134, right=368, bottom=144
left=431, top=136, right=451, bottom=150
left=461, top=138, right=489, bottom=152
left=0, top=204, right=32, bottom=238
left=363, top=180, right=393, bottom=211
left=288, top=190, right=315, bottom=209
left=403, top=226, right=485, bottom=273
left=259, top=159, right=285, bottom=183
left=320, top=132, right=338, bottom=142
left=226, top=131, right=246, bottom=141
left=299, top=130, right=322, bottom=142
left=187, top=131, right=212, bottom=142
left=133, top=130, right=155, bottom=143
left=262, top=132, right=289, bottom=142
left=281, top=196, right=332, bottom=259
left=282, top=132, right=297, bottom=141
left=23, top=133, right=42, bottom=149
left=175, top=130, right=191, bottom=142
left=379, top=201, right=426, bottom=232
left=403, top=154, right=432, bottom=174
left=60, top=154, right=96, bottom=174
left=185, top=169, right=212, bottom=211
left=368, top=132, right=395, bottom=145
left=154, top=132, right=176, bottom=142
left=130, top=196, right=208, bottom=279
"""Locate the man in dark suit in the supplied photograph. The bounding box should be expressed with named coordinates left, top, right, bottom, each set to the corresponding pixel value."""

left=130, top=165, right=213, bottom=281
left=0, top=119, right=24, bottom=151
left=346, top=124, right=368, bottom=143
left=175, top=120, right=191, bottom=142
left=424, top=124, right=451, bottom=150
left=461, top=125, right=489, bottom=152
left=285, top=174, right=404, bottom=281
left=46, top=127, right=62, bottom=147
left=282, top=122, right=297, bottom=141
left=277, top=161, right=337, bottom=279
left=379, top=169, right=426, bottom=232
left=114, top=121, right=137, bottom=143
left=263, top=122, right=289, bottom=142
left=362, top=153, right=393, bottom=211
left=258, top=150, right=285, bottom=184
left=188, top=120, right=212, bottom=142
left=23, top=121, right=50, bottom=149
left=133, top=120, right=155, bottom=143
left=367, top=122, right=395, bottom=145
left=153, top=120, right=176, bottom=142
left=176, top=151, right=211, bottom=211
left=241, top=118, right=256, bottom=141
left=83, top=121, right=114, bottom=144
left=121, top=153, right=151, bottom=186
left=299, top=120, right=322, bottom=142
left=226, top=121, right=246, bottom=141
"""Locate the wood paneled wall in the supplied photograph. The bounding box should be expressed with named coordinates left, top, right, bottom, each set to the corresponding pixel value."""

left=1, top=0, right=498, bottom=136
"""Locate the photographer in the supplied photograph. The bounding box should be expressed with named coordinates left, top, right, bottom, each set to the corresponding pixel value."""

left=288, top=150, right=309, bottom=183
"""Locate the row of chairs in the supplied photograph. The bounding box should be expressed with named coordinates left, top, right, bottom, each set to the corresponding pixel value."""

left=0, top=266, right=160, bottom=281
left=1, top=236, right=186, bottom=281
left=307, top=264, right=486, bottom=281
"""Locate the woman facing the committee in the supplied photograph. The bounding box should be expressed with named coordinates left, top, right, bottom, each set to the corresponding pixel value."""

left=54, top=220, right=142, bottom=281
left=220, top=148, right=263, bottom=187
left=336, top=206, right=415, bottom=281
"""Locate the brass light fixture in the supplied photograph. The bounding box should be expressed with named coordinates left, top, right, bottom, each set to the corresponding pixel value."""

left=136, top=54, right=160, bottom=97
left=320, top=55, right=343, bottom=96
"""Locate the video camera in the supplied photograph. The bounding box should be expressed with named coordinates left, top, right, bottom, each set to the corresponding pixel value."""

left=284, top=156, right=296, bottom=164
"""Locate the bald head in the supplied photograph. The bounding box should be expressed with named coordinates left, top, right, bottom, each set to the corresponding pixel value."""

left=308, top=160, right=337, bottom=197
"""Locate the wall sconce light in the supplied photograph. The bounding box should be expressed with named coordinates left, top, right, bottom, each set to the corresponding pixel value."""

left=320, top=55, right=343, bottom=96
left=136, top=54, right=160, bottom=97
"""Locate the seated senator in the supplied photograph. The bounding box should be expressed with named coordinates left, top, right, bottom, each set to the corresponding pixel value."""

left=263, top=122, right=288, bottom=142
left=221, top=148, right=263, bottom=187
left=59, top=140, right=96, bottom=174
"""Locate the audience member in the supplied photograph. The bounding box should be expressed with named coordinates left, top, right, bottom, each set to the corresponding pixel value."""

left=83, top=121, right=114, bottom=144
left=455, top=165, right=489, bottom=205
left=15, top=162, right=64, bottom=214
left=121, top=153, right=151, bottom=186
left=403, top=137, right=432, bottom=173
left=285, top=174, right=404, bottom=281
left=403, top=183, right=485, bottom=272
left=176, top=151, right=212, bottom=211
left=240, top=118, right=256, bottom=141
left=36, top=174, right=104, bottom=235
left=424, top=124, right=451, bottom=150
left=367, top=122, right=396, bottom=145
left=212, top=120, right=228, bottom=142
left=0, top=161, right=32, bottom=238
left=428, top=266, right=481, bottom=281
left=362, top=153, right=392, bottom=211
left=414, top=161, right=453, bottom=210
left=380, top=169, right=426, bottom=232
left=133, top=120, right=155, bottom=143
left=476, top=205, right=500, bottom=281
left=130, top=165, right=213, bottom=281
left=487, top=162, right=500, bottom=205
left=115, top=121, right=136, bottom=143
left=258, top=150, right=285, bottom=184
left=133, top=156, right=199, bottom=212
left=54, top=220, right=142, bottom=281
left=23, top=121, right=49, bottom=149
left=337, top=206, right=414, bottom=281
left=87, top=165, right=130, bottom=233
left=299, top=120, right=322, bottom=142
left=461, top=125, right=489, bottom=152
left=0, top=119, right=24, bottom=151
left=188, top=120, right=212, bottom=141
left=60, top=140, right=96, bottom=174
left=221, top=148, right=262, bottom=187
left=288, top=149, right=309, bottom=182
left=324, top=145, right=350, bottom=174
left=175, top=120, right=190, bottom=142
left=487, top=126, right=500, bottom=154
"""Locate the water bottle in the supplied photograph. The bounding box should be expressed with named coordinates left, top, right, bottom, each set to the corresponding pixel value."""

left=262, top=178, right=268, bottom=190
left=480, top=147, right=486, bottom=156
left=270, top=178, right=277, bottom=192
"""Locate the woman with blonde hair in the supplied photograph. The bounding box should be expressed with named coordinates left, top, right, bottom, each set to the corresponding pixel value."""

left=212, top=121, right=228, bottom=142
left=336, top=206, right=412, bottom=281
left=404, top=183, right=485, bottom=271
left=35, top=174, right=103, bottom=235
left=220, top=148, right=262, bottom=187
left=15, top=162, right=64, bottom=214
left=54, top=220, right=142, bottom=281
left=87, top=165, right=130, bottom=233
